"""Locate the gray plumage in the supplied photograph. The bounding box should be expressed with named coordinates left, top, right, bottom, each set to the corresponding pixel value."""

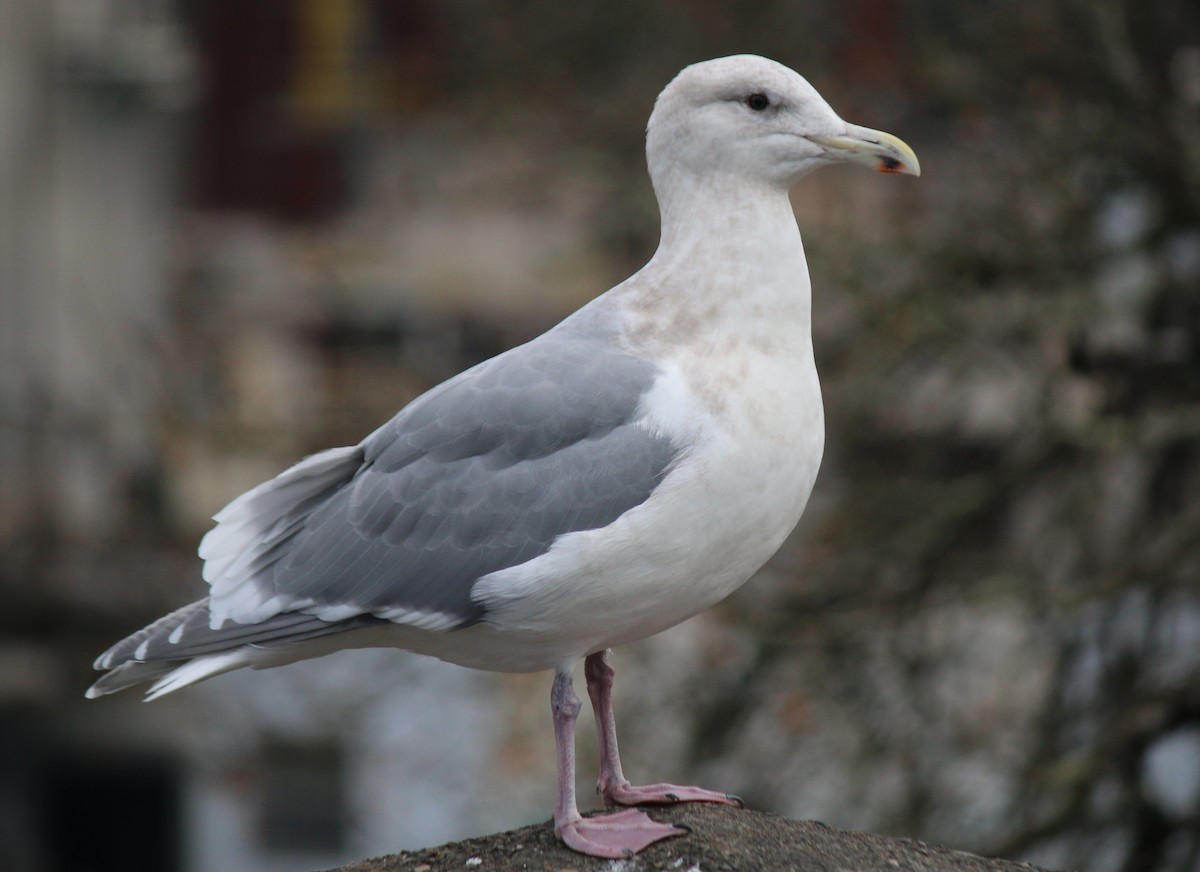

left=272, top=332, right=676, bottom=621
left=88, top=323, right=678, bottom=697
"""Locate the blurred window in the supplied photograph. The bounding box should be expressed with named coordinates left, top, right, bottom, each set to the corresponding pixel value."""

left=257, top=737, right=348, bottom=853
left=39, top=749, right=182, bottom=872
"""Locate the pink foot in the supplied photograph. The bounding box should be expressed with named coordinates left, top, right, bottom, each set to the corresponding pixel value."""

left=603, top=779, right=744, bottom=808
left=558, top=808, right=688, bottom=859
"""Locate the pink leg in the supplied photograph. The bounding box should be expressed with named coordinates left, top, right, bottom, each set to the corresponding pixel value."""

left=585, top=650, right=743, bottom=808
left=551, top=665, right=688, bottom=858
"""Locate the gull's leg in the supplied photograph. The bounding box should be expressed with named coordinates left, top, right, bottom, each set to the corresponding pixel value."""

left=584, top=649, right=743, bottom=808
left=551, top=663, right=688, bottom=858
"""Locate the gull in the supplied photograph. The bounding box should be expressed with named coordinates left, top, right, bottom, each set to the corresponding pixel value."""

left=88, top=54, right=918, bottom=858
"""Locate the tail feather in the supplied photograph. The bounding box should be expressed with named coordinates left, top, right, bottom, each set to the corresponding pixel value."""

left=88, top=598, right=386, bottom=699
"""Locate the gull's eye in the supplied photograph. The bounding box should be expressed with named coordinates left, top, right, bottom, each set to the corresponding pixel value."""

left=745, top=93, right=770, bottom=111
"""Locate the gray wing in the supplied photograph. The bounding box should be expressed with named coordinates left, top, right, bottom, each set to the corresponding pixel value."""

left=203, top=332, right=680, bottom=631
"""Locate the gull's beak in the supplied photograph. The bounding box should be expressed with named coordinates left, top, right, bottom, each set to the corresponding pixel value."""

left=808, top=123, right=921, bottom=177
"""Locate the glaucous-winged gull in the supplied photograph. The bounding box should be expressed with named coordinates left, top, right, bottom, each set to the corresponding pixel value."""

left=88, top=54, right=919, bottom=858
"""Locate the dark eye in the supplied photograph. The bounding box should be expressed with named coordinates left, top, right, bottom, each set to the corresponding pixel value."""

left=745, top=92, right=770, bottom=111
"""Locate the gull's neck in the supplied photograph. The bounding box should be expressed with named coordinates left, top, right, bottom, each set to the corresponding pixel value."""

left=654, top=172, right=801, bottom=254
left=615, top=173, right=813, bottom=346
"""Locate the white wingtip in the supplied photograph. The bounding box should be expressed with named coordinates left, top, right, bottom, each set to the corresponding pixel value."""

left=143, top=651, right=255, bottom=701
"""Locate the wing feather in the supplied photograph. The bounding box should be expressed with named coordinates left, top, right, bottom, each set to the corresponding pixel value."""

left=205, top=332, right=678, bottom=629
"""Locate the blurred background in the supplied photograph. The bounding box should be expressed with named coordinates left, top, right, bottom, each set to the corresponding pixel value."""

left=2, top=1, right=1199, bottom=870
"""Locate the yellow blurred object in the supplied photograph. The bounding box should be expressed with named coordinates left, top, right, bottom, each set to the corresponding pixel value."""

left=292, top=0, right=362, bottom=128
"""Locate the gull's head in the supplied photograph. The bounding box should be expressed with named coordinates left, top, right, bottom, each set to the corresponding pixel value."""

left=647, top=55, right=919, bottom=192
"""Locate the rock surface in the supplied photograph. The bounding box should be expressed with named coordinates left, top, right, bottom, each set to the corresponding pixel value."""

left=328, top=804, right=1062, bottom=872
